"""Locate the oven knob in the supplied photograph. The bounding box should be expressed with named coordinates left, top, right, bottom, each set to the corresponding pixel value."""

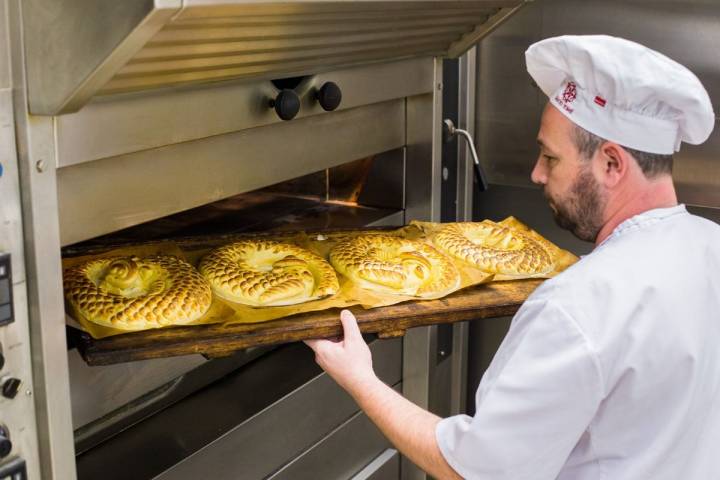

left=1, top=377, right=20, bottom=399
left=269, top=89, right=300, bottom=121
left=315, top=82, right=342, bottom=111
left=0, top=425, right=11, bottom=459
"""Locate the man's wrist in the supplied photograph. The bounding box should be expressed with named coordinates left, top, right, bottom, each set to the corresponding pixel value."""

left=347, top=372, right=387, bottom=405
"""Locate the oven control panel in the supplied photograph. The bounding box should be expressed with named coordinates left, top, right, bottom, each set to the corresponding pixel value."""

left=0, top=250, right=38, bottom=478
left=0, top=254, right=13, bottom=327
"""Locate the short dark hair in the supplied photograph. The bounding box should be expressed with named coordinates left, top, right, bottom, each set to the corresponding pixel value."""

left=571, top=125, right=673, bottom=178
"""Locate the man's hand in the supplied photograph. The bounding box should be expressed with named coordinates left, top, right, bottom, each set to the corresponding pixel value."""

left=304, top=310, right=463, bottom=480
left=304, top=309, right=378, bottom=395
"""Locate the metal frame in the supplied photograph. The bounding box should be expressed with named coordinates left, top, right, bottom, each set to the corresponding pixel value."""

left=6, top=0, right=517, bottom=477
left=23, top=0, right=528, bottom=115
left=5, top=1, right=76, bottom=478
left=0, top=3, right=42, bottom=478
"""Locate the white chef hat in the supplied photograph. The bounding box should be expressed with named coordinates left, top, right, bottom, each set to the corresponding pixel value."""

left=525, top=35, right=715, bottom=154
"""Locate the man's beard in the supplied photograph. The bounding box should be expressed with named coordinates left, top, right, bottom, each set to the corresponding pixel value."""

left=545, top=167, right=606, bottom=243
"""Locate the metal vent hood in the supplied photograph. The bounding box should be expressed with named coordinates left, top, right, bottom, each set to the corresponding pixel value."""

left=24, top=0, right=529, bottom=115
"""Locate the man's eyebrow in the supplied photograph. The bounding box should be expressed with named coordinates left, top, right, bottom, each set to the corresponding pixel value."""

left=537, top=138, right=558, bottom=155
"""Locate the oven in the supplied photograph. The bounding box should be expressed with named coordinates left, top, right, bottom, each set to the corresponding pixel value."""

left=0, top=1, right=528, bottom=479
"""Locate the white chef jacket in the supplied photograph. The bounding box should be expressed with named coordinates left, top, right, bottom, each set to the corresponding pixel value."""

left=436, top=205, right=720, bottom=479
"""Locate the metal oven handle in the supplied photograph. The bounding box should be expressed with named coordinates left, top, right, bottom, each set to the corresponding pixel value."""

left=443, top=119, right=489, bottom=192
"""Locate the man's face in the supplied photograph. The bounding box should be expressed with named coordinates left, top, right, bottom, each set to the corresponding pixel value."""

left=531, top=104, right=607, bottom=243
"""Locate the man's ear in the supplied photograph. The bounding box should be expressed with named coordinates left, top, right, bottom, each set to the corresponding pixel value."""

left=596, top=142, right=630, bottom=188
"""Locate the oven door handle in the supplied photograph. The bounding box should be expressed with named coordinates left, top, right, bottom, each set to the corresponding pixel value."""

left=443, top=119, right=489, bottom=192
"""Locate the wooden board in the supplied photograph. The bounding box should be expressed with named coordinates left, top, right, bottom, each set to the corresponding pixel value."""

left=74, top=279, right=543, bottom=366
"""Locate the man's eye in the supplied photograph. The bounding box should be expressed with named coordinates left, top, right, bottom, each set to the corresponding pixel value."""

left=543, top=154, right=558, bottom=165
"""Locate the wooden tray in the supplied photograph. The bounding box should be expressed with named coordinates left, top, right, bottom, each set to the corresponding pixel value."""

left=74, top=279, right=543, bottom=366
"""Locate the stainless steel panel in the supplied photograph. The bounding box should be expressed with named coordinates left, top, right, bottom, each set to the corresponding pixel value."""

left=72, top=347, right=274, bottom=454
left=474, top=0, right=720, bottom=208
left=23, top=0, right=527, bottom=114
left=147, top=338, right=401, bottom=480
left=353, top=449, right=400, bottom=480
left=269, top=406, right=396, bottom=480
left=56, top=58, right=434, bottom=167
left=401, top=59, right=444, bottom=480
left=57, top=99, right=406, bottom=245
left=68, top=350, right=206, bottom=430
left=100, top=3, right=499, bottom=97
left=457, top=47, right=477, bottom=222
left=23, top=0, right=180, bottom=114
left=447, top=5, right=527, bottom=58
left=6, top=1, right=76, bottom=478
left=0, top=93, right=25, bottom=284
left=450, top=321, right=469, bottom=415
left=0, top=1, right=8, bottom=89
left=0, top=84, right=41, bottom=478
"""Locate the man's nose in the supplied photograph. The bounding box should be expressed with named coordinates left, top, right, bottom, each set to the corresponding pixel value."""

left=531, top=158, right=547, bottom=185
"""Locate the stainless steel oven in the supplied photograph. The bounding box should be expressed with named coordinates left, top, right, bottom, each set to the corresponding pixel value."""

left=0, top=1, right=528, bottom=479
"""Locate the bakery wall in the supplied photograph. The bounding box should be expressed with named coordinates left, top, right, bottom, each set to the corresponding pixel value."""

left=473, top=0, right=720, bottom=210
left=465, top=0, right=720, bottom=414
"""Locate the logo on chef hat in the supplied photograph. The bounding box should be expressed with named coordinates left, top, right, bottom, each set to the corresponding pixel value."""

left=562, top=82, right=577, bottom=103
left=553, top=81, right=578, bottom=114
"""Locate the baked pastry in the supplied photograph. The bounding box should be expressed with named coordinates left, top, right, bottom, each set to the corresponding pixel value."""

left=329, top=235, right=460, bottom=297
left=199, top=240, right=339, bottom=306
left=63, top=255, right=212, bottom=330
left=433, top=221, right=553, bottom=275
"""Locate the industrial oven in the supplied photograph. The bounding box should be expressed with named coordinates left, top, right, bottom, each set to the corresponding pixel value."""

left=0, top=1, right=529, bottom=479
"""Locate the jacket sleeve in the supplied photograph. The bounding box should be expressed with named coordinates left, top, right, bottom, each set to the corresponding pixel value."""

left=436, top=299, right=604, bottom=480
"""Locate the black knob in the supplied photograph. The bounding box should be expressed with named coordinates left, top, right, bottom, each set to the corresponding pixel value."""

left=0, top=426, right=11, bottom=459
left=269, top=89, right=300, bottom=121
left=315, top=82, right=342, bottom=111
left=0, top=352, right=4, bottom=371
left=1, top=377, right=20, bottom=399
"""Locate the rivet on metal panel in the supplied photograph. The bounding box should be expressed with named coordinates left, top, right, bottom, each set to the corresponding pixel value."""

left=35, top=159, right=45, bottom=172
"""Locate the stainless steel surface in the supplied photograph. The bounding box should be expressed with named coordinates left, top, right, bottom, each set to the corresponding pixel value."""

left=68, top=351, right=206, bottom=430
left=23, top=0, right=178, bottom=115
left=458, top=47, right=477, bottom=221
left=144, top=339, right=401, bottom=480
left=72, top=347, right=274, bottom=455
left=0, top=1, right=8, bottom=89
left=6, top=1, right=76, bottom=478
left=23, top=0, right=528, bottom=115
left=474, top=0, right=720, bottom=208
left=0, top=88, right=41, bottom=478
left=446, top=4, right=528, bottom=58
left=12, top=2, right=480, bottom=478
left=352, top=449, right=400, bottom=480
left=57, top=99, right=406, bottom=245
left=55, top=58, right=434, bottom=168
left=400, top=60, right=443, bottom=480
left=449, top=321, right=469, bottom=415
left=269, top=404, right=396, bottom=480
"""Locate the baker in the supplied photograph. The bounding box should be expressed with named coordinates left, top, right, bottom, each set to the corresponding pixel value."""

left=305, top=35, right=720, bottom=479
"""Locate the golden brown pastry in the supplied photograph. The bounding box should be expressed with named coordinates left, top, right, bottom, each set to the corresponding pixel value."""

left=433, top=221, right=553, bottom=275
left=199, top=240, right=339, bottom=306
left=329, top=235, right=460, bottom=297
left=63, top=255, right=212, bottom=330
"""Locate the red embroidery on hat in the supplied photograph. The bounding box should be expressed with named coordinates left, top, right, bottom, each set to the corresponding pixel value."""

left=562, top=82, right=577, bottom=103
left=594, top=96, right=607, bottom=107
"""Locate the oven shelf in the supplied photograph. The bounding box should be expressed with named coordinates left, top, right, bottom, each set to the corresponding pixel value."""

left=74, top=279, right=542, bottom=366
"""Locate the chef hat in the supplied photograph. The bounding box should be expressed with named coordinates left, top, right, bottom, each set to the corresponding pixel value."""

left=525, top=35, right=715, bottom=154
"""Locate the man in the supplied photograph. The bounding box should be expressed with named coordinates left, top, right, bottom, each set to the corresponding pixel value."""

left=306, top=35, right=720, bottom=479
